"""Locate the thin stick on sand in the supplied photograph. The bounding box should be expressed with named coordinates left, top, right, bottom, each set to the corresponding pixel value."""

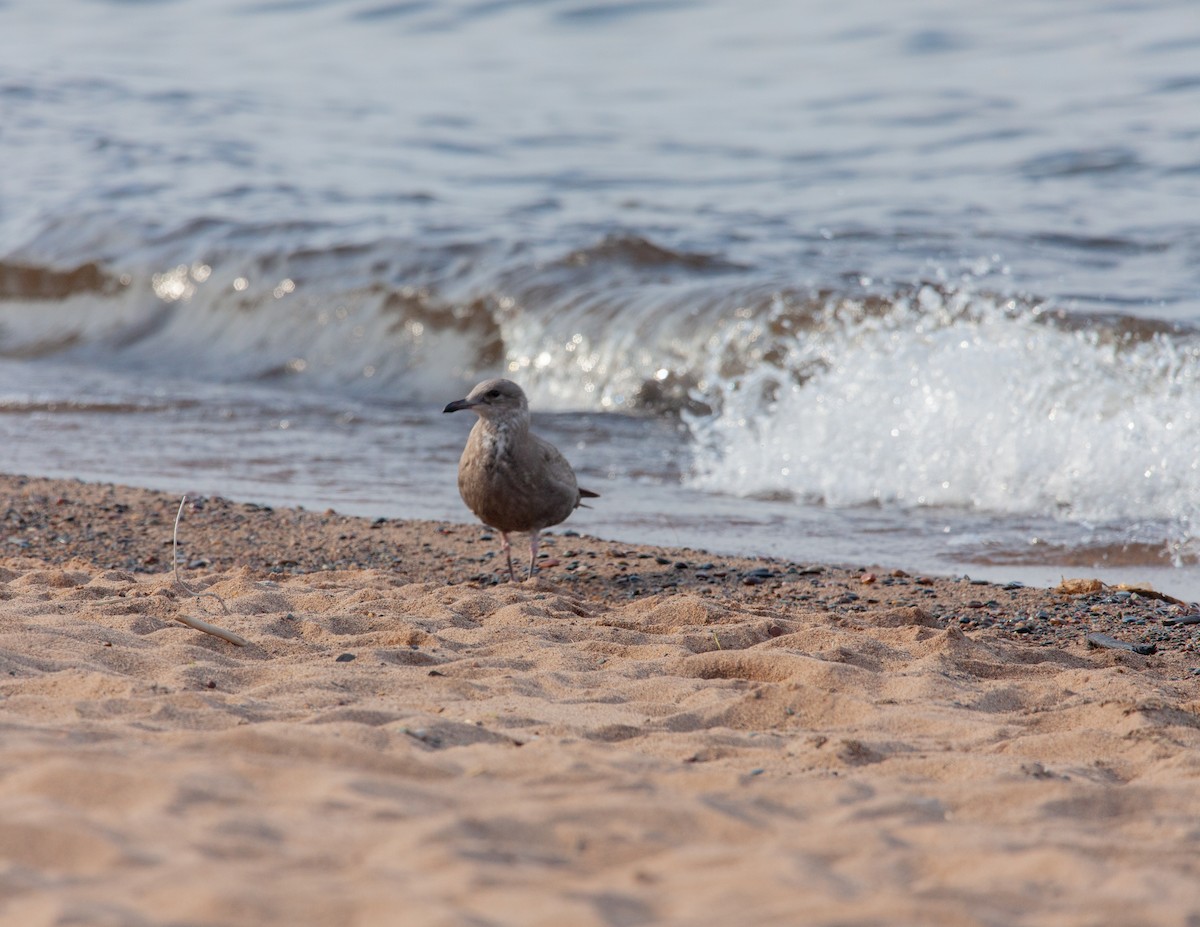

left=173, top=496, right=230, bottom=614
left=172, top=496, right=246, bottom=646
left=173, top=612, right=249, bottom=647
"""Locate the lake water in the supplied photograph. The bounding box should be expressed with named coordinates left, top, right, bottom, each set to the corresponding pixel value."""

left=2, top=0, right=1199, bottom=595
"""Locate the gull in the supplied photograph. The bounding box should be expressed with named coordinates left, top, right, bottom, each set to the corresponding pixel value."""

left=443, top=378, right=598, bottom=580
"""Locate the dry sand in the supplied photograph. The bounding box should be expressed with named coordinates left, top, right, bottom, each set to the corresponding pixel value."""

left=1, top=474, right=1199, bottom=926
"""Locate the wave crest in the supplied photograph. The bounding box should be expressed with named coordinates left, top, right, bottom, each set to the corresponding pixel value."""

left=683, top=283, right=1200, bottom=559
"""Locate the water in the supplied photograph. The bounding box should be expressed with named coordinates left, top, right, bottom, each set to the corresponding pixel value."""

left=2, top=0, right=1199, bottom=596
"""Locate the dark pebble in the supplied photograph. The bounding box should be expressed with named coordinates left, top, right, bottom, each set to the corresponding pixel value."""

left=1086, top=633, right=1156, bottom=656
left=335, top=653, right=356, bottom=663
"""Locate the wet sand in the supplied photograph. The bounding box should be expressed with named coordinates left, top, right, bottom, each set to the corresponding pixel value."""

left=2, top=474, right=1199, bottom=926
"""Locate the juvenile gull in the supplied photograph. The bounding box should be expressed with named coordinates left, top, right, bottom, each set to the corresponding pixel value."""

left=443, top=378, right=599, bottom=581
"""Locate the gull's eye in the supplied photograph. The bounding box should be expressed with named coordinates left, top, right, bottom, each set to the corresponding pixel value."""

left=485, top=389, right=501, bottom=399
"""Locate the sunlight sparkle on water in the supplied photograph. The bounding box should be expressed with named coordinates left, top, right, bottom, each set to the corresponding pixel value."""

left=152, top=265, right=194, bottom=302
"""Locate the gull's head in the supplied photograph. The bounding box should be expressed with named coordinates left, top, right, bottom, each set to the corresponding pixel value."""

left=443, top=378, right=530, bottom=424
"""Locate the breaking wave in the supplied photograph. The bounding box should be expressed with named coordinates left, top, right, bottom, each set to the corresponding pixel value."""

left=681, top=285, right=1200, bottom=562
left=0, top=232, right=1197, bottom=561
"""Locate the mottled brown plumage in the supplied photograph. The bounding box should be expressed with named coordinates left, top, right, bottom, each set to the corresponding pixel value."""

left=443, top=378, right=598, bottom=580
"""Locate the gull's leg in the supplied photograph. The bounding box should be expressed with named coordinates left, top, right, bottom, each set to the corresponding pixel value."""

left=527, top=530, right=540, bottom=579
left=500, top=532, right=516, bottom=582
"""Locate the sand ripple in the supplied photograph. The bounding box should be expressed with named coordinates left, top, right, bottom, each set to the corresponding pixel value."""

left=2, top=559, right=1199, bottom=925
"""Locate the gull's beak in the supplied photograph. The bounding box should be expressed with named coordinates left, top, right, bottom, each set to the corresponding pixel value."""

left=442, top=398, right=476, bottom=414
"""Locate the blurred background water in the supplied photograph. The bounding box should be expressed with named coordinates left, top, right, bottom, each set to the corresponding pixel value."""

left=1, top=0, right=1198, bottom=593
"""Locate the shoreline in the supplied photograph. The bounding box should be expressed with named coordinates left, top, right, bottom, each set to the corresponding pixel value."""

left=2, top=472, right=1199, bottom=925
left=2, top=472, right=1195, bottom=652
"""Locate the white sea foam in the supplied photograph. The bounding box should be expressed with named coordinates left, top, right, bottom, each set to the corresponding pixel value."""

left=684, top=287, right=1200, bottom=557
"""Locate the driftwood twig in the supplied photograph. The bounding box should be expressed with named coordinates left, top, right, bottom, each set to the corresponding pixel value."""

left=174, top=612, right=249, bottom=647
left=173, top=496, right=230, bottom=615
left=172, top=495, right=245, bottom=646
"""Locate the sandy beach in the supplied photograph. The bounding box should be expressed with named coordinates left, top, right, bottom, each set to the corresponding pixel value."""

left=1, top=473, right=1199, bottom=926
